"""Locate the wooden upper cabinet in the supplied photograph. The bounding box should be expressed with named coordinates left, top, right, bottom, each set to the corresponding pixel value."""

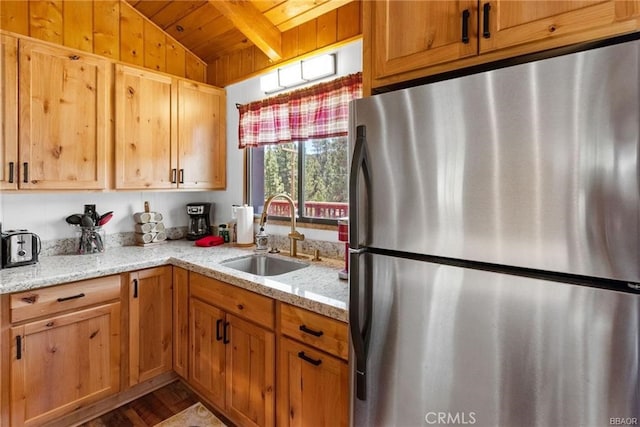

left=480, top=1, right=640, bottom=54
left=1, top=34, right=18, bottom=190
left=115, top=64, right=226, bottom=190
left=18, top=40, right=109, bottom=189
left=372, top=0, right=477, bottom=80
left=115, top=64, right=177, bottom=189
left=177, top=80, right=226, bottom=190
left=367, top=0, right=640, bottom=89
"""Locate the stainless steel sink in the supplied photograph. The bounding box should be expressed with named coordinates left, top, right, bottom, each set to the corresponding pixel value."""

left=220, top=254, right=309, bottom=276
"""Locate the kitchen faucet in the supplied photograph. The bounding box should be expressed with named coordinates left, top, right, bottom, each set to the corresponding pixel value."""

left=259, top=193, right=305, bottom=257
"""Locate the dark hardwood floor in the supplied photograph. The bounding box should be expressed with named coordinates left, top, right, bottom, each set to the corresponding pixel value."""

left=80, top=380, right=231, bottom=427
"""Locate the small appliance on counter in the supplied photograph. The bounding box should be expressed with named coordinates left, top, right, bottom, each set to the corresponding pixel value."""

left=1, top=229, right=41, bottom=268
left=187, top=203, right=213, bottom=241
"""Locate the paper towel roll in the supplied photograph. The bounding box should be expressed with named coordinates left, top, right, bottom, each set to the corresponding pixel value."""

left=236, top=205, right=254, bottom=245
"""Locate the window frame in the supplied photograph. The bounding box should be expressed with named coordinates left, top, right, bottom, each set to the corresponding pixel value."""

left=245, top=138, right=347, bottom=227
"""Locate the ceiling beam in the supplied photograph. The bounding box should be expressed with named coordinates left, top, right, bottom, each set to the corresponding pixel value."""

left=208, top=0, right=282, bottom=62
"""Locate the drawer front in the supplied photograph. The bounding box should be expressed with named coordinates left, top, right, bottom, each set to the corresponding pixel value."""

left=190, top=272, right=274, bottom=329
left=279, top=303, right=348, bottom=360
left=11, top=275, right=122, bottom=323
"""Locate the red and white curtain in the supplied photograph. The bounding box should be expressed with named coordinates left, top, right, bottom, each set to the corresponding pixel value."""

left=238, top=72, right=362, bottom=148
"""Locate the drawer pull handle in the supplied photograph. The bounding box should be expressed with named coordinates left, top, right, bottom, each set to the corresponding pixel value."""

left=21, top=295, right=37, bottom=304
left=133, top=279, right=138, bottom=298
left=299, top=324, right=323, bottom=337
left=216, top=319, right=224, bottom=341
left=57, top=293, right=85, bottom=302
left=298, top=351, right=322, bottom=366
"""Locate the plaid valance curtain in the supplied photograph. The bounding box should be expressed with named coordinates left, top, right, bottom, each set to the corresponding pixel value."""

left=238, top=72, right=362, bottom=148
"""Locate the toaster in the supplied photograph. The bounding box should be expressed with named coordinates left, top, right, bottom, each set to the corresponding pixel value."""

left=1, top=230, right=41, bottom=268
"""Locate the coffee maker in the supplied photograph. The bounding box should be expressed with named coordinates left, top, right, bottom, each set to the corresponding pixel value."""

left=186, top=203, right=212, bottom=240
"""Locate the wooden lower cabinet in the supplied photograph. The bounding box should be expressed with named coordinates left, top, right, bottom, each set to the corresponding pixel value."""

left=277, top=337, right=349, bottom=427
left=128, top=266, right=173, bottom=386
left=10, top=302, right=121, bottom=426
left=226, top=314, right=275, bottom=427
left=173, top=267, right=189, bottom=378
left=189, top=273, right=275, bottom=427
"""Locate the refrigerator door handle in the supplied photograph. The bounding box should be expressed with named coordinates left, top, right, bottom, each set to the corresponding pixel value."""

left=349, top=125, right=371, bottom=250
left=350, top=250, right=373, bottom=401
left=349, top=124, right=373, bottom=401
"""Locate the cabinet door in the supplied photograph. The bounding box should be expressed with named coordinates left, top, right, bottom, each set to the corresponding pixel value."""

left=18, top=40, right=109, bottom=189
left=371, top=0, right=477, bottom=80
left=225, top=314, right=275, bottom=427
left=115, top=64, right=177, bottom=189
left=189, top=298, right=226, bottom=409
left=177, top=80, right=226, bottom=189
left=277, top=337, right=348, bottom=427
left=480, top=0, right=640, bottom=54
left=129, top=267, right=173, bottom=386
left=10, top=303, right=121, bottom=427
left=1, top=35, right=18, bottom=190
left=173, top=267, right=189, bottom=378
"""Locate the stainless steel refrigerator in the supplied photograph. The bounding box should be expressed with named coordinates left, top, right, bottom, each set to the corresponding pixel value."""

left=348, top=36, right=640, bottom=427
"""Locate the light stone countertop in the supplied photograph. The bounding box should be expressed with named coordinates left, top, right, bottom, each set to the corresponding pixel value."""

left=0, top=240, right=349, bottom=322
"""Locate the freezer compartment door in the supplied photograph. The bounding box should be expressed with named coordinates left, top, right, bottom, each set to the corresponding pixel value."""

left=348, top=38, right=640, bottom=283
left=350, top=254, right=640, bottom=427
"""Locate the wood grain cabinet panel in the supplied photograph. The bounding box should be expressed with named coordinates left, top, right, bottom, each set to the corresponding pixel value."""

left=18, top=40, right=109, bottom=189
left=173, top=266, right=189, bottom=379
left=115, top=64, right=177, bottom=189
left=128, top=266, right=173, bottom=386
left=277, top=337, right=348, bottom=427
left=225, top=314, right=275, bottom=427
left=115, top=64, right=226, bottom=190
left=277, top=303, right=349, bottom=427
left=189, top=274, right=275, bottom=427
left=10, top=302, right=121, bottom=427
left=480, top=0, right=640, bottom=54
left=368, top=0, right=640, bottom=89
left=177, top=80, right=226, bottom=190
left=0, top=34, right=18, bottom=190
left=371, top=0, right=477, bottom=80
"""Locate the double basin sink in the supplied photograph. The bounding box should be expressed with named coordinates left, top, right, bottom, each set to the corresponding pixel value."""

left=221, top=253, right=309, bottom=276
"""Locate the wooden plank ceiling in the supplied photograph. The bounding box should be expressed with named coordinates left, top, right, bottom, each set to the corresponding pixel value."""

left=126, top=0, right=354, bottom=64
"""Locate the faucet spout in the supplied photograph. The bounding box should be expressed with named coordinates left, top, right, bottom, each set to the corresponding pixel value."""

left=260, top=194, right=305, bottom=257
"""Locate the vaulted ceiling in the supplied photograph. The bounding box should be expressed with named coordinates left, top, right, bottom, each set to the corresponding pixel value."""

left=126, top=0, right=355, bottom=64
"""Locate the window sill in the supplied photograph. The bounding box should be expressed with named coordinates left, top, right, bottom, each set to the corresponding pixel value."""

left=253, top=217, right=338, bottom=232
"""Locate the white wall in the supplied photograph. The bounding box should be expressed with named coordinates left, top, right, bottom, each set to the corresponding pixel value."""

left=0, top=40, right=362, bottom=243
left=0, top=191, right=219, bottom=241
